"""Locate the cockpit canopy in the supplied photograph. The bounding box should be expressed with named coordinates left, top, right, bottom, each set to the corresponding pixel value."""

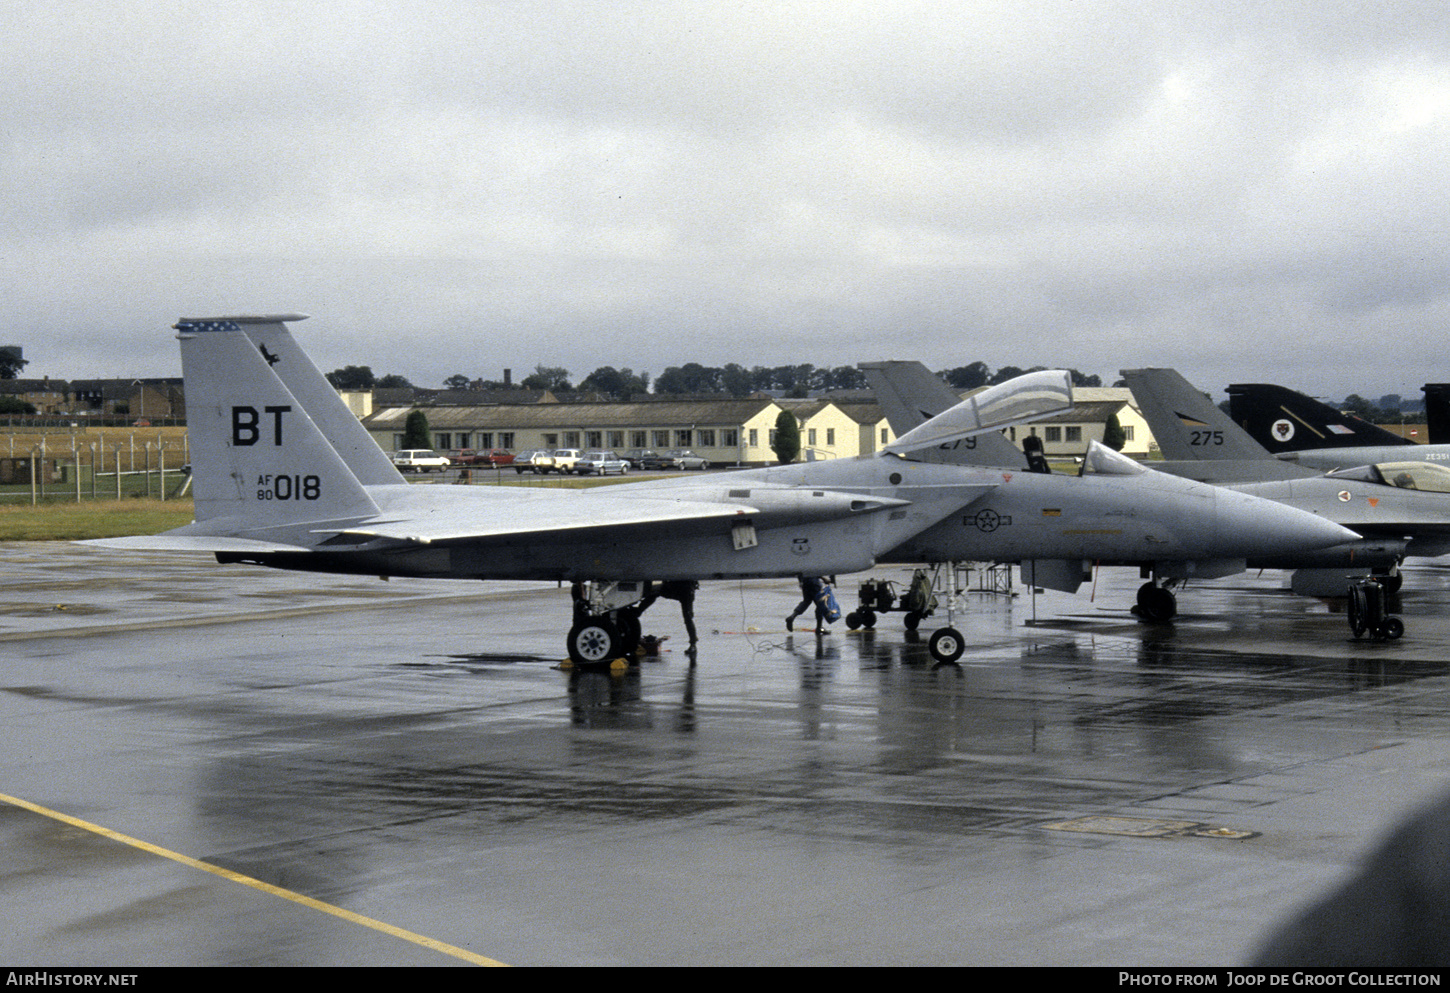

left=1325, top=461, right=1450, bottom=493
left=1080, top=440, right=1147, bottom=477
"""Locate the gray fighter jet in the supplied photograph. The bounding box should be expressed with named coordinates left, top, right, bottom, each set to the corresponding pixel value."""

left=1122, top=367, right=1450, bottom=600
left=87, top=318, right=1356, bottom=662
left=865, top=361, right=1404, bottom=620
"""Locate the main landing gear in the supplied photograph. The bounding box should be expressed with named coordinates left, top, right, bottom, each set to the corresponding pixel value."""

left=1132, top=581, right=1178, bottom=623
left=567, top=581, right=645, bottom=665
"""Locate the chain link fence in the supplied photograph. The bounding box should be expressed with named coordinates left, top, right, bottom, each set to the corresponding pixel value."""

left=0, top=432, right=191, bottom=504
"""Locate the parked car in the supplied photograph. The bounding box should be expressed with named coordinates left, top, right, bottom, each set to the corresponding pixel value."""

left=391, top=449, right=451, bottom=473
left=551, top=449, right=585, bottom=474
left=575, top=451, right=629, bottom=476
left=620, top=449, right=658, bottom=470
left=650, top=449, right=709, bottom=471
left=513, top=450, right=557, bottom=474
left=481, top=450, right=516, bottom=467
left=446, top=448, right=490, bottom=466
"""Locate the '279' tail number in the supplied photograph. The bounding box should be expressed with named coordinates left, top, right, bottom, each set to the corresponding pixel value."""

left=256, top=474, right=321, bottom=500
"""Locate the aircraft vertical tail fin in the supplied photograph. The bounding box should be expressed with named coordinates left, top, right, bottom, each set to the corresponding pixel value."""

left=860, top=360, right=1027, bottom=467
left=1227, top=383, right=1412, bottom=453
left=1424, top=384, right=1450, bottom=445
left=175, top=317, right=380, bottom=535
left=1120, top=368, right=1272, bottom=462
left=234, top=317, right=405, bottom=485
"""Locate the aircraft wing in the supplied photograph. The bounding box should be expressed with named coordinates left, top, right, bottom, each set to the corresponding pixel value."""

left=87, top=486, right=915, bottom=553
left=337, top=495, right=758, bottom=547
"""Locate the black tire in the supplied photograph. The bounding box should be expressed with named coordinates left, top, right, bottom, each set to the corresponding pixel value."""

left=846, top=611, right=862, bottom=630
left=567, top=619, right=621, bottom=666
left=1136, top=583, right=1177, bottom=623
left=1384, top=616, right=1405, bottom=640
left=903, top=611, right=921, bottom=632
left=928, top=627, right=966, bottom=664
left=616, top=613, right=642, bottom=655
left=861, top=610, right=876, bottom=630
left=1348, top=583, right=1371, bottom=639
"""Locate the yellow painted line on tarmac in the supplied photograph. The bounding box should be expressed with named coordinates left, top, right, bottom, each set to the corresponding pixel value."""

left=0, top=790, right=507, bottom=967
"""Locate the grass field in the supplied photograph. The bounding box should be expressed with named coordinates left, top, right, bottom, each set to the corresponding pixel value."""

left=0, top=470, right=665, bottom=541
left=0, top=498, right=197, bottom=541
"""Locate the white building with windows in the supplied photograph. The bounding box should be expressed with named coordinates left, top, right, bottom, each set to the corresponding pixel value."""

left=361, top=397, right=893, bottom=466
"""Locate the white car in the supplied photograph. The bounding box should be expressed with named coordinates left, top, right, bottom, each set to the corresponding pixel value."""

left=576, top=451, right=629, bottom=476
left=513, top=450, right=558, bottom=474
left=551, top=449, right=585, bottom=474
left=391, top=449, right=451, bottom=473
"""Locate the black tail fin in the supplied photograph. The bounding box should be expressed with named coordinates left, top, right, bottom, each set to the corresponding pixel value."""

left=1226, top=383, right=1411, bottom=454
left=1423, top=385, right=1450, bottom=445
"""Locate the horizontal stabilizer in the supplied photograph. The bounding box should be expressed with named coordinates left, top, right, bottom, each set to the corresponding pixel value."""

left=81, top=534, right=312, bottom=554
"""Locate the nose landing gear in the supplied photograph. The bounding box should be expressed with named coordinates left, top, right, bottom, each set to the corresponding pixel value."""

left=1133, top=581, right=1178, bottom=623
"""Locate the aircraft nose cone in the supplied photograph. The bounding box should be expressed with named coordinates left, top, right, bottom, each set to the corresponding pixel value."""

left=1214, top=490, right=1358, bottom=555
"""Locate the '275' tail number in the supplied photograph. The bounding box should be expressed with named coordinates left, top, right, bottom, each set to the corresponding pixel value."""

left=256, top=474, right=321, bottom=500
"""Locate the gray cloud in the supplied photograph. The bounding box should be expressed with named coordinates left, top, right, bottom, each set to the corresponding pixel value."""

left=5, top=1, right=1450, bottom=400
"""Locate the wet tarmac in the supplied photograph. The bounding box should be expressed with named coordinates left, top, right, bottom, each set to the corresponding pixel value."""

left=4, top=542, right=1450, bottom=966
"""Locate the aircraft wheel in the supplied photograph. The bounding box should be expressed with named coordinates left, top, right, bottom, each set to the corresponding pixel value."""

left=928, top=628, right=965, bottom=664
left=1384, top=616, right=1405, bottom=640
left=1347, top=583, right=1371, bottom=639
left=1136, top=583, right=1176, bottom=623
left=568, top=619, right=621, bottom=666
left=616, top=612, right=642, bottom=655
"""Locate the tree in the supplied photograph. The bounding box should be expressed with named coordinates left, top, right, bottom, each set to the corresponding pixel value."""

left=0, top=348, right=27, bottom=380
left=376, top=373, right=414, bottom=389
left=988, top=365, right=1047, bottom=385
left=0, top=395, right=35, bottom=414
left=520, top=365, right=572, bottom=391
left=771, top=409, right=800, bottom=464
left=655, top=363, right=722, bottom=394
left=326, top=365, right=375, bottom=389
left=402, top=409, right=431, bottom=449
left=721, top=363, right=755, bottom=397
left=941, top=362, right=990, bottom=389
left=579, top=366, right=649, bottom=400
left=1341, top=394, right=1380, bottom=422
left=819, top=365, right=867, bottom=391
left=443, top=374, right=473, bottom=390
left=1102, top=411, right=1127, bottom=452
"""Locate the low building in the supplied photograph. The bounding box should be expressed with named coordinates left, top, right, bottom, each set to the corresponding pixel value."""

left=361, top=396, right=893, bottom=466
left=1010, top=387, right=1153, bottom=459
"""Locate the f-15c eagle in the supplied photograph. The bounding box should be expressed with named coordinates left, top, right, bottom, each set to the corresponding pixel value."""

left=89, top=317, right=1355, bottom=663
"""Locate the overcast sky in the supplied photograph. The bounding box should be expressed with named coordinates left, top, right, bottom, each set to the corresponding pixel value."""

left=6, top=1, right=1450, bottom=400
